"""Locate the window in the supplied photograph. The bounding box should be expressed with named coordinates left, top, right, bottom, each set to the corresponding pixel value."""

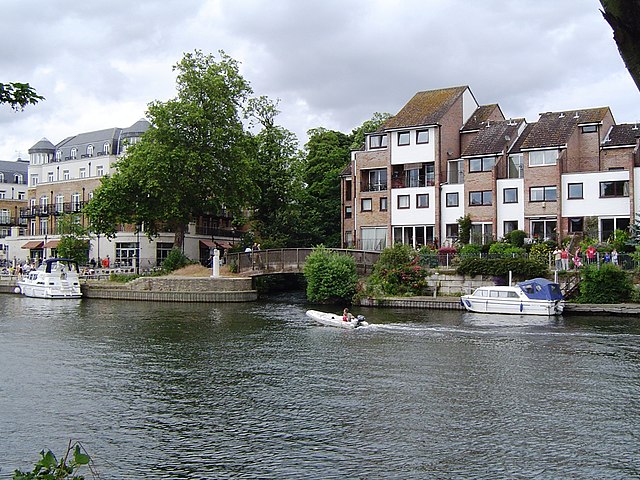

left=446, top=192, right=459, bottom=207
left=469, top=191, right=492, bottom=206
left=600, top=180, right=629, bottom=198
left=567, top=183, right=583, bottom=199
left=508, top=154, right=523, bottom=178
left=47, top=172, right=54, bottom=182
left=503, top=188, right=518, bottom=203
left=469, top=156, right=495, bottom=173
left=446, top=224, right=459, bottom=240
left=0, top=173, right=3, bottom=182
left=363, top=168, right=387, bottom=191
left=531, top=219, right=557, bottom=241
left=103, top=142, right=111, bottom=154
left=448, top=160, right=464, bottom=184
left=345, top=180, right=352, bottom=201
left=116, top=242, right=139, bottom=268
left=14, top=174, right=23, bottom=184
left=529, top=150, right=558, bottom=166
left=416, top=194, right=428, bottom=208
left=361, top=198, right=372, bottom=212
left=504, top=221, right=518, bottom=234
left=40, top=218, right=48, bottom=236
left=380, top=197, right=388, bottom=211
left=397, top=195, right=410, bottom=209
left=404, top=168, right=421, bottom=188
left=393, top=225, right=434, bottom=248
left=345, top=206, right=352, bottom=219
left=369, top=134, right=388, bottom=149
left=56, top=194, right=64, bottom=213
left=0, top=191, right=4, bottom=199
left=18, top=192, right=25, bottom=200
left=70, top=148, right=77, bottom=160
left=416, top=130, right=429, bottom=144
left=601, top=217, right=630, bottom=242
left=397, top=131, right=410, bottom=146
left=569, top=217, right=584, bottom=233
left=360, top=227, right=387, bottom=251
left=581, top=125, right=597, bottom=133
left=530, top=186, right=557, bottom=202
left=79, top=167, right=86, bottom=178
left=425, top=162, right=435, bottom=186
left=96, top=165, right=104, bottom=177
left=471, top=224, right=493, bottom=244
left=63, top=170, right=70, bottom=180
left=87, top=145, right=94, bottom=156
left=71, top=193, right=82, bottom=212
left=55, top=151, right=62, bottom=161
left=344, top=231, right=353, bottom=248
left=156, top=242, right=173, bottom=267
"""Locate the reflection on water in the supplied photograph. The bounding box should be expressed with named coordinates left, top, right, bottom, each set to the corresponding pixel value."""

left=1, top=295, right=639, bottom=479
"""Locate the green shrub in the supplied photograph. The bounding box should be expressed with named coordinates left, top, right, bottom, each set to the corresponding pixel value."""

left=576, top=264, right=633, bottom=304
left=509, top=230, right=526, bottom=248
left=459, top=243, right=482, bottom=257
left=488, top=242, right=526, bottom=257
left=365, top=243, right=430, bottom=297
left=303, top=246, right=358, bottom=303
left=13, top=442, right=93, bottom=479
left=456, top=257, right=548, bottom=281
left=161, top=248, right=193, bottom=273
left=529, top=242, right=552, bottom=263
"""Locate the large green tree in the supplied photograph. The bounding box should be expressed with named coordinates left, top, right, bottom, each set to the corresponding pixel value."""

left=297, top=128, right=352, bottom=247
left=349, top=112, right=392, bottom=150
left=601, top=0, right=640, bottom=92
left=0, top=82, right=44, bottom=110
left=85, top=50, right=256, bottom=248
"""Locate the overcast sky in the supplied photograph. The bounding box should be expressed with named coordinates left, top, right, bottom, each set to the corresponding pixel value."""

left=1, top=0, right=639, bottom=160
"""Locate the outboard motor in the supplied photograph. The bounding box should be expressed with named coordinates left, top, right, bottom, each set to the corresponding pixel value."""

left=355, top=315, right=367, bottom=327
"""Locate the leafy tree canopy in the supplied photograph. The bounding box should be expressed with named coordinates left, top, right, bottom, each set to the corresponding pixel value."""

left=85, top=50, right=258, bottom=248
left=601, top=0, right=640, bottom=92
left=349, top=112, right=392, bottom=150
left=0, top=82, right=44, bottom=110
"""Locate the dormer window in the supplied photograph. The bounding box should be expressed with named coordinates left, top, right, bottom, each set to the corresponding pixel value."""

left=369, top=134, right=388, bottom=149
left=0, top=173, right=3, bottom=183
left=70, top=148, right=77, bottom=160
left=55, top=151, right=62, bottom=161
left=14, top=174, right=23, bottom=184
left=103, top=142, right=110, bottom=154
left=581, top=125, right=598, bottom=134
left=87, top=145, right=94, bottom=157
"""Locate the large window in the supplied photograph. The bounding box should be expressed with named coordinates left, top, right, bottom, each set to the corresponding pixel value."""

left=446, top=224, right=459, bottom=240
left=567, top=183, right=583, bottom=199
left=469, top=156, right=495, bottom=173
left=529, top=150, right=558, bottom=166
left=503, top=188, right=518, bottom=204
left=569, top=217, right=584, bottom=233
left=156, top=242, right=173, bottom=267
left=530, top=186, right=557, bottom=202
left=116, top=242, right=139, bottom=268
left=504, top=221, right=518, bottom=234
left=404, top=168, right=421, bottom=188
left=601, top=217, right=630, bottom=242
left=470, top=224, right=493, bottom=245
left=361, top=198, right=372, bottom=212
left=363, top=169, right=387, bottom=192
left=448, top=160, right=464, bottom=184
left=361, top=227, right=387, bottom=251
left=446, top=192, right=459, bottom=207
left=531, top=219, right=557, bottom=241
left=600, top=180, right=629, bottom=198
left=369, top=134, right=388, bottom=149
left=469, top=191, right=492, bottom=206
left=425, top=162, right=435, bottom=186
left=393, top=225, right=434, bottom=248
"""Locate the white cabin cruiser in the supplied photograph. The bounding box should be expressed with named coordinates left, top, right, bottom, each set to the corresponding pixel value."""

left=306, top=310, right=369, bottom=329
left=460, top=278, right=564, bottom=316
left=16, top=258, right=82, bottom=299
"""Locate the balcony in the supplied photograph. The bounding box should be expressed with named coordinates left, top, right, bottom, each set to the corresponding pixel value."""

left=361, top=182, right=388, bottom=192
left=20, top=202, right=85, bottom=218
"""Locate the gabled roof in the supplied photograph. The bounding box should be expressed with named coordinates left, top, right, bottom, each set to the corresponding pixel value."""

left=520, top=107, right=611, bottom=149
left=340, top=163, right=352, bottom=176
left=382, top=86, right=469, bottom=130
left=602, top=123, right=640, bottom=148
left=462, top=119, right=525, bottom=157
left=461, top=104, right=502, bottom=132
left=509, top=123, right=537, bottom=154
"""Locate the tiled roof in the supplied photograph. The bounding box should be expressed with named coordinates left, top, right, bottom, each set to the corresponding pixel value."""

left=462, top=119, right=525, bottom=157
left=520, top=107, right=610, bottom=149
left=0, top=159, right=28, bottom=179
left=382, top=86, right=468, bottom=130
left=28, top=137, right=55, bottom=153
left=340, top=163, right=352, bottom=176
left=461, top=104, right=501, bottom=131
left=603, top=123, right=640, bottom=147
left=509, top=123, right=537, bottom=154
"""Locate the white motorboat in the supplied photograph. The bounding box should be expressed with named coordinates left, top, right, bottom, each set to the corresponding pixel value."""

left=460, top=278, right=564, bottom=316
left=305, top=309, right=369, bottom=329
left=16, top=258, right=82, bottom=299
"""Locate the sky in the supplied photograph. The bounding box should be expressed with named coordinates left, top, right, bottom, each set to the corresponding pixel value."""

left=1, top=0, right=639, bottom=161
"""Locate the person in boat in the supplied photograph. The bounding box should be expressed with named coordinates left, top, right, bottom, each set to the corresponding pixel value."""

left=343, top=308, right=354, bottom=322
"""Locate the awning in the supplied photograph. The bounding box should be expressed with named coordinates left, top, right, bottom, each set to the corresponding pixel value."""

left=200, top=240, right=232, bottom=249
left=43, top=240, right=60, bottom=248
left=22, top=241, right=43, bottom=249
left=200, top=240, right=215, bottom=248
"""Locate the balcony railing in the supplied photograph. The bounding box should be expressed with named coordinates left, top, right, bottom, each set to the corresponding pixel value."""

left=20, top=202, right=85, bottom=218
left=361, top=182, right=388, bottom=192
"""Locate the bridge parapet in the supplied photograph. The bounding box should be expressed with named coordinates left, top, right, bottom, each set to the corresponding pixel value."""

left=227, top=248, right=380, bottom=275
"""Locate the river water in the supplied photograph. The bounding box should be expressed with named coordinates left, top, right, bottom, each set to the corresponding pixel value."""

left=0, top=293, right=639, bottom=479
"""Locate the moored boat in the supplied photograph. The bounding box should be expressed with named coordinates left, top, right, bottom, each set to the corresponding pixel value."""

left=16, top=258, right=82, bottom=299
left=305, top=309, right=369, bottom=329
left=460, top=278, right=564, bottom=316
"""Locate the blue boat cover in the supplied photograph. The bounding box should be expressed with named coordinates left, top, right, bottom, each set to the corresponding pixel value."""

left=516, top=278, right=564, bottom=301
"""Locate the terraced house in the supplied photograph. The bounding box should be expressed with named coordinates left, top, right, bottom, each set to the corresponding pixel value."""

left=341, top=85, right=638, bottom=250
